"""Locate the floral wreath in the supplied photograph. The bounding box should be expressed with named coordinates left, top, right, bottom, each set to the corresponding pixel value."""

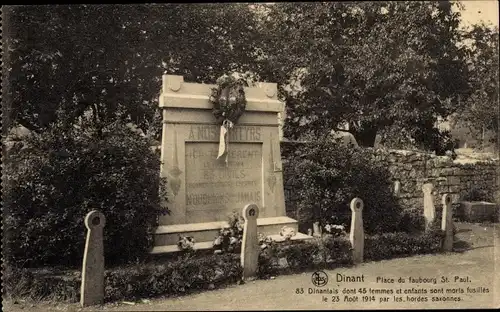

left=209, top=74, right=247, bottom=128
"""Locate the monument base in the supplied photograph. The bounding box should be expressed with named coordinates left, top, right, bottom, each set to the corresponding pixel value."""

left=151, top=216, right=313, bottom=254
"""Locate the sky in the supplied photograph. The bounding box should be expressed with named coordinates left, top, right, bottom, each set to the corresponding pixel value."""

left=458, top=0, right=499, bottom=28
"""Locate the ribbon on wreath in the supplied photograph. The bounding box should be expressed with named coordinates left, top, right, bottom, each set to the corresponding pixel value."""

left=217, top=119, right=234, bottom=165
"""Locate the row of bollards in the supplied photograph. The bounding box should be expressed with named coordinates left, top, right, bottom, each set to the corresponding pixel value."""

left=80, top=191, right=454, bottom=306
left=79, top=204, right=262, bottom=307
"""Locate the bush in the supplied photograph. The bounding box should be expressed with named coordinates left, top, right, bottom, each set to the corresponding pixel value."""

left=462, top=185, right=495, bottom=202
left=282, top=140, right=402, bottom=234
left=364, top=230, right=443, bottom=261
left=3, top=265, right=81, bottom=302
left=258, top=236, right=353, bottom=276
left=3, top=253, right=242, bottom=303
left=105, top=254, right=242, bottom=301
left=3, top=121, right=168, bottom=268
left=4, top=231, right=444, bottom=303
left=397, top=208, right=426, bottom=233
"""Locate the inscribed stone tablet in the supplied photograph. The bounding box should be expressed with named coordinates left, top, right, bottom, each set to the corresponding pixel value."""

left=185, top=142, right=263, bottom=222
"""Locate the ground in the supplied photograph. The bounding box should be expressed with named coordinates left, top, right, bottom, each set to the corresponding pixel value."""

left=4, top=222, right=499, bottom=311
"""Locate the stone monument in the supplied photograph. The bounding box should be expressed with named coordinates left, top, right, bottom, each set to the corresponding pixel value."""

left=152, top=75, right=311, bottom=254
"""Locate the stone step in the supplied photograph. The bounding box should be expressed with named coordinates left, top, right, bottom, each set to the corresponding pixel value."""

left=154, top=216, right=299, bottom=246
left=151, top=241, right=215, bottom=254
left=150, top=232, right=314, bottom=255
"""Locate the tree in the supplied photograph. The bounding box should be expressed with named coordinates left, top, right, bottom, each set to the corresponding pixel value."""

left=456, top=23, right=499, bottom=150
left=259, top=1, right=471, bottom=148
left=2, top=4, right=263, bottom=137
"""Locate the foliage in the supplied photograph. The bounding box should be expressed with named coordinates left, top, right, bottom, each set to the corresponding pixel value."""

left=2, top=266, right=81, bottom=303
left=5, top=230, right=445, bottom=302
left=364, top=230, right=443, bottom=261
left=456, top=23, right=499, bottom=147
left=3, top=4, right=263, bottom=138
left=259, top=237, right=354, bottom=278
left=462, top=185, right=495, bottom=202
left=177, top=236, right=196, bottom=252
left=398, top=208, right=427, bottom=233
left=259, top=1, right=471, bottom=149
left=3, top=254, right=242, bottom=303
left=3, top=120, right=168, bottom=268
left=213, top=212, right=245, bottom=253
left=105, top=254, right=242, bottom=302
left=209, top=73, right=249, bottom=126
left=282, top=140, right=402, bottom=234
left=324, top=223, right=348, bottom=237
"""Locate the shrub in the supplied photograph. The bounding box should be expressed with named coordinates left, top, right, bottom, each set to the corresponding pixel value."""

left=364, top=230, right=443, bottom=261
left=3, top=121, right=168, bottom=268
left=105, top=254, right=242, bottom=302
left=321, top=235, right=353, bottom=265
left=4, top=231, right=443, bottom=303
left=282, top=140, right=402, bottom=234
left=462, top=185, right=495, bottom=202
left=397, top=208, right=426, bottom=233
left=258, top=236, right=353, bottom=276
left=3, top=253, right=242, bottom=303
left=3, top=265, right=81, bottom=302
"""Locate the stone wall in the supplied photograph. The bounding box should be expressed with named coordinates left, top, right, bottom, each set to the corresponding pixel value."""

left=370, top=149, right=498, bottom=210
left=282, top=145, right=499, bottom=218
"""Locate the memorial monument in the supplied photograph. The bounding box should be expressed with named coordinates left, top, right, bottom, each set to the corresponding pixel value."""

left=152, top=75, right=311, bottom=254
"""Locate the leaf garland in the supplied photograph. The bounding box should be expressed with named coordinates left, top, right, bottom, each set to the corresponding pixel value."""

left=209, top=74, right=247, bottom=126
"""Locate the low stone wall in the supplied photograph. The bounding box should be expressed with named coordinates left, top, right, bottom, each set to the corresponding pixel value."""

left=370, top=149, right=498, bottom=210
left=282, top=145, right=499, bottom=217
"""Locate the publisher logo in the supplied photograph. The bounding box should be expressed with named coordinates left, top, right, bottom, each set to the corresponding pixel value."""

left=311, top=271, right=328, bottom=287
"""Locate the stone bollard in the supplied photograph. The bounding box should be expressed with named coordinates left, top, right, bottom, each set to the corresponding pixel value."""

left=394, top=180, right=401, bottom=197
left=441, top=194, right=454, bottom=252
left=349, top=198, right=364, bottom=264
left=313, top=221, right=322, bottom=238
left=241, top=203, right=260, bottom=281
left=81, top=210, right=106, bottom=307
left=422, top=183, right=436, bottom=229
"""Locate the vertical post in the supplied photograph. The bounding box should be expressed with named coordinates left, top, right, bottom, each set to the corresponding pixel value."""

left=441, top=194, right=454, bottom=252
left=313, top=221, right=322, bottom=238
left=422, top=183, right=436, bottom=229
left=81, top=211, right=106, bottom=307
left=349, top=198, right=364, bottom=264
left=241, top=203, right=259, bottom=281
left=394, top=180, right=401, bottom=197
